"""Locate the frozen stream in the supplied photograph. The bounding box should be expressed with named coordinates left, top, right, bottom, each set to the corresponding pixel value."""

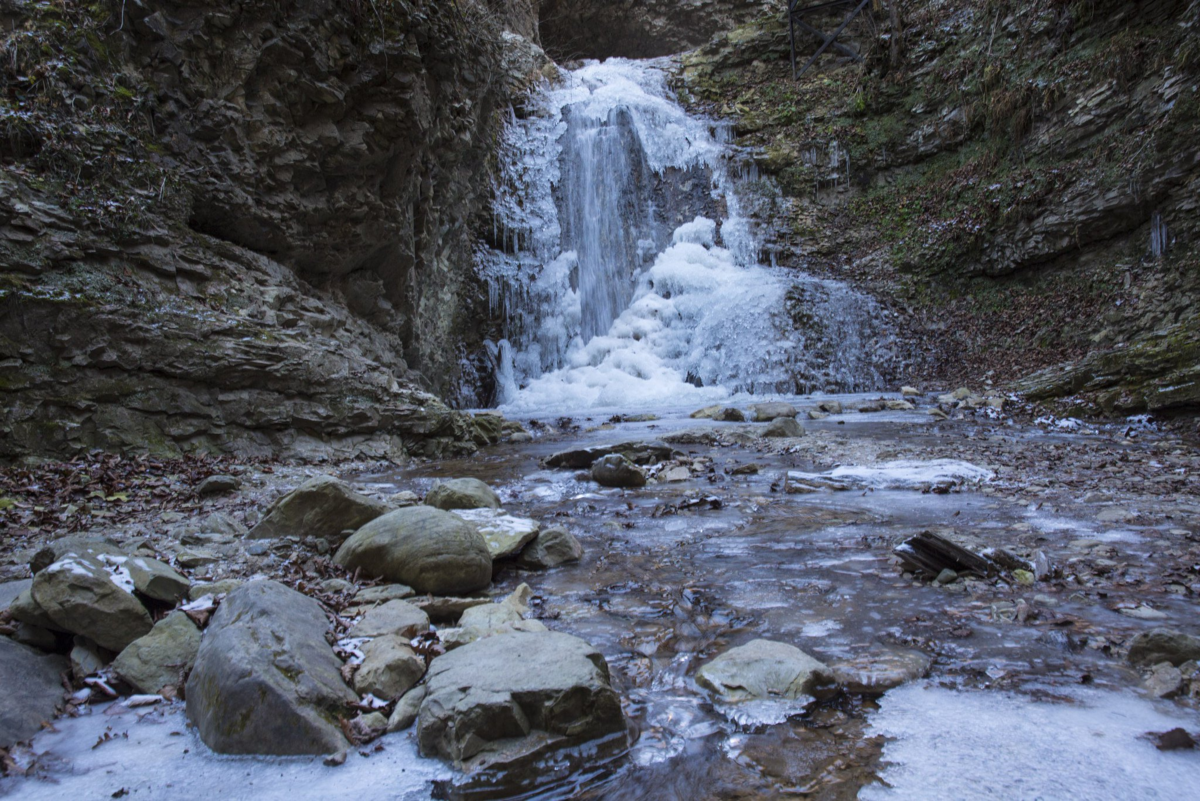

left=6, top=400, right=1198, bottom=799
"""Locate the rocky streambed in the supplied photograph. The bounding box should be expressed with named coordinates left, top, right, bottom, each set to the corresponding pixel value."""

left=2, top=391, right=1200, bottom=799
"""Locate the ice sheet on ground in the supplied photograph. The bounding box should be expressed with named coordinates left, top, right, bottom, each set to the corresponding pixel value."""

left=1, top=702, right=450, bottom=801
left=789, top=459, right=993, bottom=490
left=861, top=683, right=1200, bottom=801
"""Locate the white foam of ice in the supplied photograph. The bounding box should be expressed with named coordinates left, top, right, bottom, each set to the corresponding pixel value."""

left=789, top=459, right=993, bottom=491
left=1, top=702, right=449, bottom=801
left=861, top=684, right=1200, bottom=801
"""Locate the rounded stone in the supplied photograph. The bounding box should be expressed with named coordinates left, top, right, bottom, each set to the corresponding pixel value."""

left=333, top=506, right=492, bottom=595
left=424, top=478, right=501, bottom=511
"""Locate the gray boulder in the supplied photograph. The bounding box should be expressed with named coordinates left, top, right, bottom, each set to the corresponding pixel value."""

left=762, top=417, right=805, bottom=438
left=0, top=578, right=32, bottom=610
left=30, top=536, right=122, bottom=574
left=352, top=635, right=426, bottom=700
left=516, top=526, right=583, bottom=569
left=715, top=407, right=745, bottom=422
left=113, top=611, right=202, bottom=694
left=125, top=556, right=190, bottom=603
left=185, top=580, right=356, bottom=755
left=347, top=599, right=430, bottom=639
left=591, top=454, right=647, bottom=488
left=248, top=475, right=389, bottom=541
left=387, top=685, right=426, bottom=732
left=196, top=475, right=240, bottom=496
left=828, top=646, right=931, bottom=693
left=751, top=402, right=798, bottom=422
left=440, top=585, right=547, bottom=649
left=424, top=478, right=500, bottom=511
left=31, top=554, right=153, bottom=652
left=0, top=638, right=68, bottom=748
left=418, top=631, right=626, bottom=768
left=1128, top=628, right=1200, bottom=666
left=9, top=588, right=64, bottom=632
left=696, top=639, right=831, bottom=703
left=333, top=506, right=492, bottom=595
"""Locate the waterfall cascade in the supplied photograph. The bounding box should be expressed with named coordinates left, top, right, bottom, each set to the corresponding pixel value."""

left=478, top=58, right=891, bottom=412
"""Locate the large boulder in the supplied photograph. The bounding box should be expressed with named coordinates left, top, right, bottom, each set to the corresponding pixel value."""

left=516, top=526, right=583, bottom=570
left=185, top=580, right=356, bottom=755
left=31, top=554, right=153, bottom=652
left=418, top=631, right=626, bottom=768
left=425, top=478, right=501, bottom=511
left=762, top=417, right=805, bottom=438
left=247, top=475, right=389, bottom=541
left=546, top=441, right=676, bottom=469
left=1128, top=628, right=1200, bottom=667
left=112, top=611, right=202, bottom=694
left=750, top=402, right=798, bottom=422
left=591, top=454, right=647, bottom=488
left=696, top=639, right=831, bottom=703
left=0, top=638, right=68, bottom=748
left=30, top=536, right=123, bottom=574
left=333, top=506, right=492, bottom=595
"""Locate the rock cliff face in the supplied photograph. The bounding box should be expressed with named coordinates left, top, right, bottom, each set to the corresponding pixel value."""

left=0, top=0, right=546, bottom=460
left=539, top=0, right=773, bottom=59
left=679, top=0, right=1200, bottom=414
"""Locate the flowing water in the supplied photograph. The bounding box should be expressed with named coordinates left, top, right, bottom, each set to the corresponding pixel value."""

left=478, top=59, right=893, bottom=412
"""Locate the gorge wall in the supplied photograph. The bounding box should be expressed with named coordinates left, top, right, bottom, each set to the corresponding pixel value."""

left=679, top=0, right=1200, bottom=416
left=0, top=0, right=547, bottom=460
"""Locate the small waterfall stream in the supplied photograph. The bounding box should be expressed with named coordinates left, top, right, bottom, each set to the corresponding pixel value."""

left=478, top=58, right=891, bottom=412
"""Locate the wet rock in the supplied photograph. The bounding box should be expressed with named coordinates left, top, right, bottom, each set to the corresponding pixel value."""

left=762, top=417, right=805, bottom=438
left=1153, top=728, right=1197, bottom=751
left=592, top=454, right=647, bottom=488
left=730, top=462, right=761, bottom=475
left=31, top=554, right=153, bottom=652
left=247, top=475, right=389, bottom=542
left=690, top=404, right=722, bottom=419
left=750, top=402, right=798, bottom=422
left=387, top=685, right=426, bottom=732
left=885, top=400, right=916, bottom=411
left=0, top=638, right=68, bottom=748
left=125, top=556, right=190, bottom=603
left=196, top=475, right=240, bottom=496
left=901, top=386, right=919, bottom=396
left=935, top=568, right=958, bottom=585
left=390, top=490, right=421, bottom=507
left=546, top=441, right=676, bottom=469
left=715, top=407, right=745, bottom=422
left=816, top=400, right=842, bottom=414
left=417, top=631, right=625, bottom=768
left=186, top=580, right=356, bottom=755
left=348, top=599, right=431, bottom=639
left=516, top=525, right=583, bottom=569
left=1128, top=628, right=1200, bottom=667
left=660, top=466, right=691, bottom=482
left=112, top=611, right=201, bottom=694
left=808, top=410, right=829, bottom=419
left=352, top=635, right=426, bottom=700
left=334, top=506, right=492, bottom=595
left=451, top=509, right=539, bottom=559
left=829, top=646, right=931, bottom=693
left=1144, top=662, right=1184, bottom=698
left=696, top=639, right=831, bottom=704
left=425, top=478, right=501, bottom=511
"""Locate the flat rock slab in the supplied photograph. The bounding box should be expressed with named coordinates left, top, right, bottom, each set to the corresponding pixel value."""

left=425, top=478, right=500, bottom=511
left=248, top=475, right=389, bottom=541
left=126, top=556, right=190, bottom=603
left=418, top=631, right=626, bottom=769
left=829, top=646, right=931, bottom=694
left=413, top=595, right=492, bottom=623
left=696, top=639, right=831, bottom=704
left=750, top=402, right=798, bottom=422
left=451, top=509, right=540, bottom=559
left=0, top=638, right=68, bottom=748
left=334, top=506, right=492, bottom=595
left=515, top=526, right=583, bottom=570
left=186, top=580, right=356, bottom=755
